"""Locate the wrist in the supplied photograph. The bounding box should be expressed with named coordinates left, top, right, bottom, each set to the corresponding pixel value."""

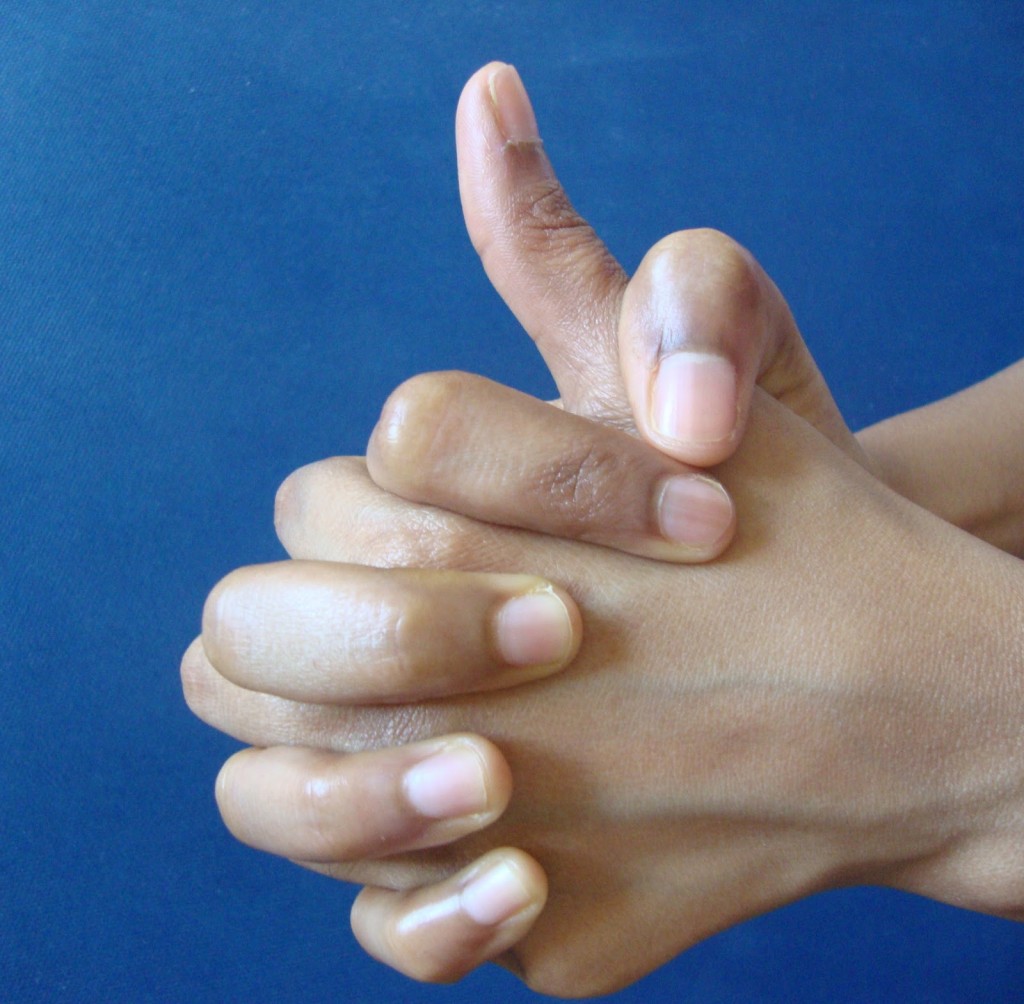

left=857, top=362, right=1024, bottom=557
left=872, top=519, right=1024, bottom=920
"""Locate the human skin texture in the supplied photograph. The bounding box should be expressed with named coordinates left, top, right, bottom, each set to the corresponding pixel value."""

left=185, top=377, right=1024, bottom=996
left=181, top=63, right=1024, bottom=992
left=454, top=62, right=1024, bottom=556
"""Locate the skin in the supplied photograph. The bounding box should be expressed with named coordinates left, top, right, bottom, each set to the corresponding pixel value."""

left=859, top=361, right=1024, bottom=559
left=181, top=63, right=1024, bottom=993
left=454, top=62, right=1024, bottom=554
left=186, top=380, right=1024, bottom=996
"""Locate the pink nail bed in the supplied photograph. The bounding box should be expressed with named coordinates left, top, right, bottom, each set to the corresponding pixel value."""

left=403, top=747, right=488, bottom=819
left=494, top=590, right=572, bottom=667
left=460, top=861, right=532, bottom=926
left=488, top=64, right=540, bottom=144
left=659, top=476, right=734, bottom=547
left=652, top=352, right=737, bottom=445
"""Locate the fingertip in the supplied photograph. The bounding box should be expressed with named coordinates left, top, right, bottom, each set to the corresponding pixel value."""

left=351, top=848, right=547, bottom=984
left=457, top=60, right=508, bottom=115
left=457, top=848, right=547, bottom=928
left=486, top=64, right=541, bottom=146
left=457, top=61, right=542, bottom=147
left=619, top=229, right=769, bottom=467
left=491, top=584, right=581, bottom=677
left=402, top=734, right=513, bottom=825
left=455, top=61, right=509, bottom=175
left=655, top=474, right=736, bottom=559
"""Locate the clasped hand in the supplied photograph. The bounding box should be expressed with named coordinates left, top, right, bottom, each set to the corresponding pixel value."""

left=181, top=63, right=1024, bottom=997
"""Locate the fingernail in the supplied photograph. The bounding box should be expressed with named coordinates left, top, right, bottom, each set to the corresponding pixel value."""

left=494, top=589, right=573, bottom=668
left=460, top=860, right=533, bottom=926
left=651, top=352, right=737, bottom=446
left=658, top=476, right=734, bottom=548
left=404, top=746, right=489, bottom=819
left=488, top=64, right=541, bottom=144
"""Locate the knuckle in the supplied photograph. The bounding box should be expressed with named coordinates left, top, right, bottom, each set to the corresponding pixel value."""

left=362, top=511, right=459, bottom=569
left=354, top=598, right=425, bottom=700
left=522, top=179, right=583, bottom=234
left=273, top=461, right=317, bottom=545
left=532, top=441, right=628, bottom=534
left=179, top=638, right=215, bottom=717
left=365, top=506, right=495, bottom=573
left=511, top=180, right=607, bottom=265
left=369, top=371, right=476, bottom=492
left=297, top=758, right=354, bottom=859
left=512, top=179, right=622, bottom=282
left=357, top=702, right=461, bottom=751
left=385, top=595, right=432, bottom=689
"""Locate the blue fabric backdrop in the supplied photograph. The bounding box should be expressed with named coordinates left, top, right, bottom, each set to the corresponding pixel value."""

left=2, top=2, right=1023, bottom=1001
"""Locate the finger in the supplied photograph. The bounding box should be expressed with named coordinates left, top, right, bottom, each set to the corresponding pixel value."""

left=619, top=229, right=868, bottom=466
left=457, top=62, right=630, bottom=424
left=274, top=455, right=503, bottom=568
left=351, top=848, right=546, bottom=984
left=459, top=64, right=870, bottom=471
left=182, top=635, right=446, bottom=755
left=273, top=455, right=587, bottom=575
left=202, top=560, right=581, bottom=704
left=368, top=371, right=735, bottom=561
left=215, top=737, right=511, bottom=862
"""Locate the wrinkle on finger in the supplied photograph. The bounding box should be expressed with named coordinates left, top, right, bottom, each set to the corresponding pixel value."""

left=273, top=451, right=586, bottom=576
left=180, top=635, right=448, bottom=753
left=456, top=62, right=631, bottom=421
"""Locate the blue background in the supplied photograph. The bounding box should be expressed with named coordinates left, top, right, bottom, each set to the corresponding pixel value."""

left=2, top=2, right=1023, bottom=1001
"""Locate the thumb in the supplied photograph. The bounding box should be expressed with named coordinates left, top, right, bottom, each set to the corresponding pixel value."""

left=619, top=229, right=869, bottom=467
left=456, top=62, right=631, bottom=424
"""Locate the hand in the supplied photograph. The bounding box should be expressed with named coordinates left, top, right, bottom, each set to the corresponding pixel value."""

left=461, top=64, right=864, bottom=469
left=461, top=62, right=1024, bottom=553
left=185, top=378, right=1024, bottom=996
left=182, top=60, right=1024, bottom=992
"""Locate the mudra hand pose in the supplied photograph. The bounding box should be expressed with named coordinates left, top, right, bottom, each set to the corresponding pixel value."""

left=182, top=63, right=1024, bottom=997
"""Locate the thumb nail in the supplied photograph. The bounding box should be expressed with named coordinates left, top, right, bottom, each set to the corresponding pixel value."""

left=651, top=351, right=737, bottom=446
left=488, top=64, right=541, bottom=145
